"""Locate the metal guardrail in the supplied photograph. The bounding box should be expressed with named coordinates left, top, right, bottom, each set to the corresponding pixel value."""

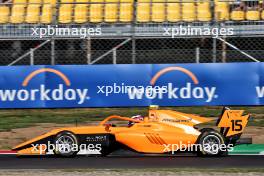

left=90, top=38, right=131, bottom=64
left=217, top=37, right=260, bottom=62
left=7, top=40, right=50, bottom=65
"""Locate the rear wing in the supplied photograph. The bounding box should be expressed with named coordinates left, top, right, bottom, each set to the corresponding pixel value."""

left=216, top=107, right=250, bottom=137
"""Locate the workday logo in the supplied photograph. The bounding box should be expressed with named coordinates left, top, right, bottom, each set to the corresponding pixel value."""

left=0, top=68, right=90, bottom=104
left=128, top=66, right=218, bottom=103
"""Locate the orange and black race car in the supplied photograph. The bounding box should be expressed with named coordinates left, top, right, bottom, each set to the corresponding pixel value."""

left=13, top=106, right=251, bottom=157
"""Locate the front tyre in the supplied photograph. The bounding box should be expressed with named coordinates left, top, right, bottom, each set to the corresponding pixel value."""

left=54, top=131, right=79, bottom=157
left=197, top=129, right=227, bottom=157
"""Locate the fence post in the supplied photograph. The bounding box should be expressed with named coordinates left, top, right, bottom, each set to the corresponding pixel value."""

left=212, top=0, right=217, bottom=63
left=51, top=39, right=55, bottom=65
left=131, top=0, right=136, bottom=64
left=113, top=49, right=117, bottom=64
left=195, top=47, right=200, bottom=63
left=212, top=38, right=217, bottom=63
left=87, top=37, right=91, bottom=64
left=30, top=48, right=34, bottom=65
left=222, top=36, right=226, bottom=63
left=132, top=38, right=136, bottom=64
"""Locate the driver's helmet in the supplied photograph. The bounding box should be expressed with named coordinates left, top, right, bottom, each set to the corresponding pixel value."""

left=128, top=115, right=144, bottom=127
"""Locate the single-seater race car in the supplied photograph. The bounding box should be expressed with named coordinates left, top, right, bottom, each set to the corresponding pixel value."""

left=13, top=106, right=251, bottom=157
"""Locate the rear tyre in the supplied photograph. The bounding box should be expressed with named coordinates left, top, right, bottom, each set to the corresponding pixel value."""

left=197, top=129, right=227, bottom=157
left=54, top=131, right=79, bottom=157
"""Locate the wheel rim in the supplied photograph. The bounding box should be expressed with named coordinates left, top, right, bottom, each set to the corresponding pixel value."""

left=202, top=134, right=221, bottom=155
left=55, top=135, right=75, bottom=154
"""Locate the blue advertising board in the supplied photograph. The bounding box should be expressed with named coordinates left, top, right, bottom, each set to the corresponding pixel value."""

left=0, top=63, right=262, bottom=108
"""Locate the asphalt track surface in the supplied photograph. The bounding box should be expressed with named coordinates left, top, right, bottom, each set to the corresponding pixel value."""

left=0, top=155, right=263, bottom=169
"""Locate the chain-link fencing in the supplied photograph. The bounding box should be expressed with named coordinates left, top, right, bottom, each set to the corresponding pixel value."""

left=1, top=0, right=264, bottom=65
left=0, top=36, right=263, bottom=65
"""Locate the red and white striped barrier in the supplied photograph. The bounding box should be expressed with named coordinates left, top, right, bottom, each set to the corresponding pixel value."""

left=0, top=150, right=17, bottom=155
